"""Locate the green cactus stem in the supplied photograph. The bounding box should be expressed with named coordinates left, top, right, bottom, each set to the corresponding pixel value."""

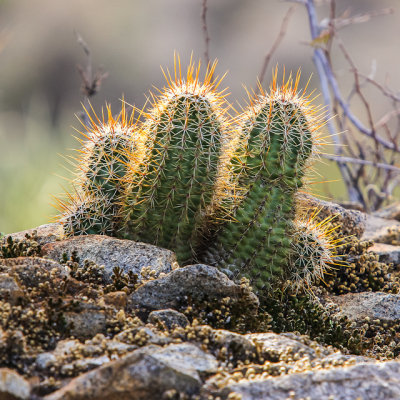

left=202, top=71, right=325, bottom=292
left=56, top=103, right=147, bottom=235
left=122, top=57, right=233, bottom=263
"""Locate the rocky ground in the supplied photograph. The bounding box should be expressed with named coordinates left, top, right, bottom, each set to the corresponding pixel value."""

left=2, top=198, right=400, bottom=399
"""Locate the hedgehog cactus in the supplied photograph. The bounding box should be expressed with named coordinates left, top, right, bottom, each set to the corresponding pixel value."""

left=56, top=104, right=147, bottom=236
left=121, top=57, right=233, bottom=263
left=201, top=71, right=327, bottom=292
left=56, top=59, right=336, bottom=293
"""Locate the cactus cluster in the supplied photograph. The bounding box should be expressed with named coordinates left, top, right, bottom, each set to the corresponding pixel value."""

left=56, top=57, right=337, bottom=293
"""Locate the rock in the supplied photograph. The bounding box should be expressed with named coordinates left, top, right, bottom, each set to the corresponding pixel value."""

left=148, top=309, right=189, bottom=329
left=0, top=274, right=24, bottom=304
left=36, top=336, right=137, bottom=374
left=7, top=223, right=64, bottom=246
left=328, top=292, right=400, bottom=323
left=297, top=194, right=367, bottom=238
left=0, top=257, right=69, bottom=288
left=368, top=243, right=400, bottom=265
left=0, top=368, right=31, bottom=400
left=41, top=235, right=176, bottom=283
left=114, top=326, right=172, bottom=347
left=212, top=330, right=257, bottom=362
left=373, top=202, right=400, bottom=221
left=246, top=332, right=333, bottom=363
left=44, top=343, right=218, bottom=400
left=130, top=264, right=259, bottom=312
left=361, top=215, right=400, bottom=244
left=103, top=291, right=128, bottom=309
left=210, top=361, right=400, bottom=400
left=64, top=303, right=107, bottom=340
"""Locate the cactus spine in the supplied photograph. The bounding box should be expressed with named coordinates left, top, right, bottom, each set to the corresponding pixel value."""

left=201, top=71, right=325, bottom=292
left=122, top=57, right=233, bottom=263
left=56, top=103, right=147, bottom=236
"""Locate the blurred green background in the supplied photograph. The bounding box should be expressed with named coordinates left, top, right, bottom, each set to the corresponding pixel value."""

left=1, top=0, right=400, bottom=234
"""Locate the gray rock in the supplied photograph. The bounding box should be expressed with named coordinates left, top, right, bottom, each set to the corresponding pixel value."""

left=64, top=303, right=107, bottom=340
left=44, top=343, right=218, bottom=400
left=36, top=352, right=58, bottom=370
left=0, top=274, right=24, bottom=304
left=60, top=356, right=111, bottom=376
left=148, top=309, right=189, bottom=329
left=297, top=193, right=367, bottom=238
left=41, top=235, right=176, bottom=283
left=0, top=368, right=31, bottom=400
left=361, top=215, right=400, bottom=244
left=0, top=257, right=69, bottom=288
left=368, top=242, right=400, bottom=265
left=328, top=292, right=400, bottom=323
left=373, top=202, right=400, bottom=221
left=36, top=337, right=137, bottom=373
left=114, top=326, right=172, bottom=346
left=7, top=223, right=65, bottom=246
left=211, top=361, right=400, bottom=400
left=246, top=332, right=333, bottom=362
left=212, top=330, right=257, bottom=362
left=130, top=264, right=259, bottom=312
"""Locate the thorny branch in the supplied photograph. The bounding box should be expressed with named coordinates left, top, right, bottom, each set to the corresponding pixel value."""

left=287, top=0, right=400, bottom=211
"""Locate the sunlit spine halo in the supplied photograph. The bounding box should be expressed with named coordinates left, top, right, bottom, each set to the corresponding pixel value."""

left=54, top=101, right=147, bottom=236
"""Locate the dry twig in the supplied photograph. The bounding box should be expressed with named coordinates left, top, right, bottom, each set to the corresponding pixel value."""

left=258, top=6, right=295, bottom=87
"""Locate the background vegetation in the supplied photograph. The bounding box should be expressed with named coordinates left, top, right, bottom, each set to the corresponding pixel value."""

left=1, top=0, right=400, bottom=233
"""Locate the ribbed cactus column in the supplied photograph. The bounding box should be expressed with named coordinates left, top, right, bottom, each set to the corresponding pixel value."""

left=202, top=73, right=322, bottom=292
left=123, top=58, right=232, bottom=263
left=56, top=104, right=147, bottom=236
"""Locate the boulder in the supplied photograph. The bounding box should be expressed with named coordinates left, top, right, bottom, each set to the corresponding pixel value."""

left=41, top=235, right=176, bottom=283
left=44, top=343, right=218, bottom=400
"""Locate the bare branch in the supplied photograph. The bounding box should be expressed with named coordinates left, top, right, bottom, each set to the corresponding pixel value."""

left=75, top=31, right=108, bottom=100
left=258, top=6, right=295, bottom=86
left=320, top=7, right=394, bottom=31
left=322, top=154, right=400, bottom=173
left=201, top=0, right=211, bottom=67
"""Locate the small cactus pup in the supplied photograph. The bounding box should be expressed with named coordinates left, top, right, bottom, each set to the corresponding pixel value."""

left=55, top=102, right=147, bottom=236
left=286, top=212, right=340, bottom=293
left=122, top=55, right=234, bottom=264
left=202, top=69, right=327, bottom=293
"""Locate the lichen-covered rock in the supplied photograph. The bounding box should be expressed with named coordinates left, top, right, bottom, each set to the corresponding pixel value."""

left=211, top=329, right=257, bottom=363
left=246, top=332, right=334, bottom=362
left=64, top=303, right=108, bottom=340
left=0, top=257, right=69, bottom=288
left=148, top=309, right=189, bottom=330
left=35, top=335, right=137, bottom=377
left=297, top=193, right=367, bottom=238
left=207, top=361, right=400, bottom=400
left=0, top=274, right=24, bottom=305
left=362, top=215, right=400, bottom=244
left=328, top=292, right=400, bottom=323
left=41, top=235, right=176, bottom=283
left=129, top=264, right=259, bottom=313
left=368, top=242, right=400, bottom=266
left=7, top=223, right=65, bottom=246
left=373, top=202, right=400, bottom=221
left=44, top=343, right=218, bottom=400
